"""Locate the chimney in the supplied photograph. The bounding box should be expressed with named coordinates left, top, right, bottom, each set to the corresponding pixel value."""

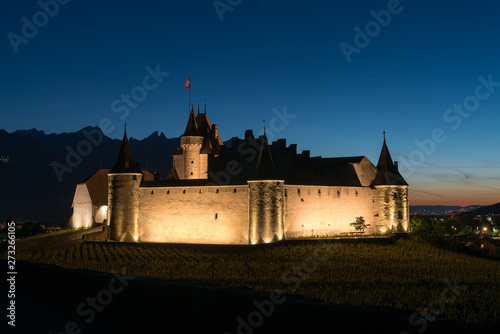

left=245, top=129, right=254, bottom=140
left=154, top=172, right=160, bottom=181
left=394, top=161, right=398, bottom=171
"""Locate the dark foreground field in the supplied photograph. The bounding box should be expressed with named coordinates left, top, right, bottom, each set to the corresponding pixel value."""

left=4, top=237, right=500, bottom=333
left=1, top=258, right=498, bottom=334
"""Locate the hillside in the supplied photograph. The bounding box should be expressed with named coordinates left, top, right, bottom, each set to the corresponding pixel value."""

left=469, top=202, right=500, bottom=215
left=0, top=127, right=179, bottom=222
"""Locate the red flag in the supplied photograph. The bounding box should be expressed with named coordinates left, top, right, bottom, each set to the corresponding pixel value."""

left=185, top=75, right=190, bottom=90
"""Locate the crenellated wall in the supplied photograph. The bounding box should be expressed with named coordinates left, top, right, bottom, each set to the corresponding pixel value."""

left=139, top=185, right=249, bottom=244
left=284, top=185, right=376, bottom=238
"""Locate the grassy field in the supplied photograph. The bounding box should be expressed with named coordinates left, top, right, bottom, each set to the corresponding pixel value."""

left=14, top=239, right=500, bottom=325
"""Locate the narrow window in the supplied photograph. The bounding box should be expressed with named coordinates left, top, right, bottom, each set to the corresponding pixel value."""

left=318, top=189, right=321, bottom=194
left=191, top=161, right=194, bottom=164
left=337, top=190, right=340, bottom=196
left=183, top=189, right=186, bottom=194
left=233, top=188, right=237, bottom=193
left=216, top=189, right=219, bottom=193
left=215, top=213, right=218, bottom=219
left=297, top=188, right=300, bottom=194
left=199, top=189, right=202, bottom=194
left=133, top=175, right=137, bottom=181
left=355, top=190, right=358, bottom=196
left=167, top=190, right=170, bottom=194
left=301, top=198, right=304, bottom=202
left=398, top=211, right=403, bottom=219
left=285, top=189, right=288, bottom=197
left=151, top=190, right=154, bottom=195
left=393, top=193, right=398, bottom=199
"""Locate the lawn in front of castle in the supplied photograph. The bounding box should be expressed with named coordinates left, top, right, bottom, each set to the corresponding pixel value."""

left=16, top=238, right=500, bottom=326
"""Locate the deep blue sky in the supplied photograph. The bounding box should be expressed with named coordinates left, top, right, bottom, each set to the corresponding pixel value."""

left=2, top=0, right=500, bottom=205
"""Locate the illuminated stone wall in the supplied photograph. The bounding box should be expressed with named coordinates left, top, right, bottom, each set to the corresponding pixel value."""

left=248, top=181, right=284, bottom=244
left=284, top=185, right=377, bottom=238
left=107, top=173, right=142, bottom=242
left=69, top=184, right=93, bottom=228
left=374, top=185, right=409, bottom=232
left=139, top=185, right=249, bottom=244
left=94, top=205, right=107, bottom=224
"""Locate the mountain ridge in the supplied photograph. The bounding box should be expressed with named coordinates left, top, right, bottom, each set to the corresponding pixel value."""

left=0, top=127, right=180, bottom=222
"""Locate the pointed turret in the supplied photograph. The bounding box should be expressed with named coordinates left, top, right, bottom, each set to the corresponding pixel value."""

left=107, top=126, right=142, bottom=242
left=248, top=131, right=284, bottom=244
left=183, top=107, right=200, bottom=137
left=373, top=134, right=407, bottom=186
left=251, top=134, right=280, bottom=180
left=110, top=127, right=141, bottom=174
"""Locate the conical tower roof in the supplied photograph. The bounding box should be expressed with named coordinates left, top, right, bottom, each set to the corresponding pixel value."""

left=183, top=107, right=200, bottom=136
left=373, top=134, right=408, bottom=186
left=250, top=133, right=281, bottom=180
left=110, top=127, right=142, bottom=174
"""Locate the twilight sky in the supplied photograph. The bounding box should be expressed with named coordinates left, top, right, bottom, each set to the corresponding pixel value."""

left=1, top=0, right=500, bottom=206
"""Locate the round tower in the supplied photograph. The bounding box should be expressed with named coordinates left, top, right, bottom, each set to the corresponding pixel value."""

left=248, top=133, right=285, bottom=244
left=172, top=108, right=207, bottom=180
left=373, top=133, right=409, bottom=233
left=180, top=136, right=204, bottom=179
left=107, top=127, right=143, bottom=242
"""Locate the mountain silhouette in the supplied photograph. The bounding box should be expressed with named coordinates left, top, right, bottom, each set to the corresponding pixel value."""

left=0, top=127, right=180, bottom=223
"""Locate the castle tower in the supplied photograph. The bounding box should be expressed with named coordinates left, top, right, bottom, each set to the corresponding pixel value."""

left=172, top=108, right=207, bottom=179
left=248, top=134, right=285, bottom=244
left=107, top=127, right=143, bottom=242
left=372, top=133, right=409, bottom=233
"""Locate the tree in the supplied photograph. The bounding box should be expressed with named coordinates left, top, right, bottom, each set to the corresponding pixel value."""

left=410, top=214, right=435, bottom=236
left=350, top=216, right=370, bottom=232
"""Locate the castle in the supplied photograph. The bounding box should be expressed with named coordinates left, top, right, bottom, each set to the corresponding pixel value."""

left=71, top=106, right=409, bottom=244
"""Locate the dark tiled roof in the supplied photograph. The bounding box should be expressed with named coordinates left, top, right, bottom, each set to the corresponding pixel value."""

left=83, top=169, right=109, bottom=207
